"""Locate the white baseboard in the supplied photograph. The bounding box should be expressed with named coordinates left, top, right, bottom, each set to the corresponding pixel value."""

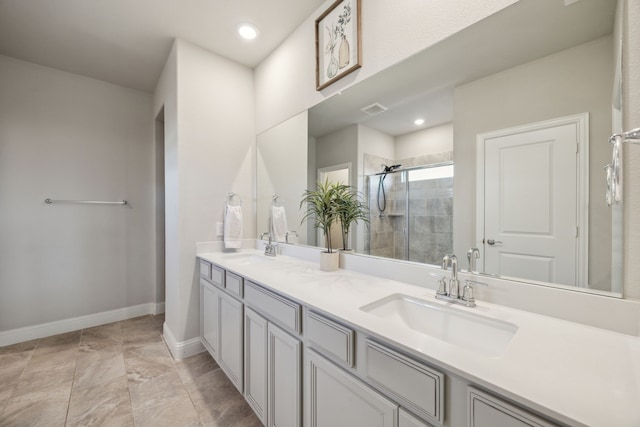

left=154, top=302, right=165, bottom=315
left=162, top=323, right=205, bottom=360
left=0, top=302, right=165, bottom=347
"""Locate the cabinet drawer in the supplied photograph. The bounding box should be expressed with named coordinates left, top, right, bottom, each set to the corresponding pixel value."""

left=306, top=311, right=354, bottom=367
left=468, top=387, right=559, bottom=427
left=225, top=271, right=243, bottom=297
left=244, top=281, right=301, bottom=334
left=199, top=260, right=211, bottom=280
left=399, top=408, right=433, bottom=427
left=365, top=340, right=444, bottom=425
left=211, top=265, right=225, bottom=288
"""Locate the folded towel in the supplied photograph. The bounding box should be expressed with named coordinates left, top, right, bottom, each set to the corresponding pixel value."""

left=224, top=204, right=243, bottom=249
left=270, top=205, right=288, bottom=242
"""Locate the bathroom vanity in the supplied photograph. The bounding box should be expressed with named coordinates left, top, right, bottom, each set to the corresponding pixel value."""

left=197, top=249, right=640, bottom=427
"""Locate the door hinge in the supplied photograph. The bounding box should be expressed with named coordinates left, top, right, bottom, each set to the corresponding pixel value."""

left=576, top=226, right=579, bottom=238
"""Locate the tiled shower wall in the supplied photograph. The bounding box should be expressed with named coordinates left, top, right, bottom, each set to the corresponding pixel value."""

left=364, top=152, right=453, bottom=265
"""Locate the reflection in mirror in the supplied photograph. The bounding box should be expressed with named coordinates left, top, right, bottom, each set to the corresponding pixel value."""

left=256, top=111, right=308, bottom=244
left=257, top=0, right=623, bottom=296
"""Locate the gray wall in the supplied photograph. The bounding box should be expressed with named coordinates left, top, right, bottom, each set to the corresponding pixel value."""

left=453, top=35, right=613, bottom=290
left=0, top=54, right=156, bottom=331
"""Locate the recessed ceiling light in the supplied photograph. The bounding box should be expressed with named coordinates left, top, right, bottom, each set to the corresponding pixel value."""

left=238, top=24, right=258, bottom=40
left=414, top=118, right=425, bottom=125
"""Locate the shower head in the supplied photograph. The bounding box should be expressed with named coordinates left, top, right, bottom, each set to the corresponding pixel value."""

left=382, top=164, right=402, bottom=173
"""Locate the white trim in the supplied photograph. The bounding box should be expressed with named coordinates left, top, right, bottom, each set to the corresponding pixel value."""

left=154, top=302, right=166, bottom=315
left=163, top=322, right=205, bottom=360
left=476, top=113, right=589, bottom=287
left=0, top=302, right=165, bottom=347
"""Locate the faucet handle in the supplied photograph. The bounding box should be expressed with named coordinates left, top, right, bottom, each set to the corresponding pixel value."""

left=260, top=232, right=269, bottom=240
left=467, top=247, right=480, bottom=273
left=436, top=276, right=448, bottom=296
left=461, top=280, right=488, bottom=306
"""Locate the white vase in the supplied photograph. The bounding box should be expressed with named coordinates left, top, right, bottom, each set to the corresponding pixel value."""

left=319, top=251, right=339, bottom=272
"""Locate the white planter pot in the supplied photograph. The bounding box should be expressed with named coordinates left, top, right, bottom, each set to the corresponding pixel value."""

left=319, top=251, right=339, bottom=272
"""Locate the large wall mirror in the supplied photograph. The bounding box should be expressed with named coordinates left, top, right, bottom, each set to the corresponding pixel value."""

left=257, top=0, right=624, bottom=297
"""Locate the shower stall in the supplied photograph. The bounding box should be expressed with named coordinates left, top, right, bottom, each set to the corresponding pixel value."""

left=365, top=162, right=454, bottom=265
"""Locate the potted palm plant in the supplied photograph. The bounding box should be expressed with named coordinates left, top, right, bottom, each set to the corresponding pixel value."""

left=300, top=180, right=341, bottom=271
left=334, top=185, right=369, bottom=253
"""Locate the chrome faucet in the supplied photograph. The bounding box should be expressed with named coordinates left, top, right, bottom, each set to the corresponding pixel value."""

left=467, top=247, right=480, bottom=273
left=285, top=230, right=298, bottom=244
left=441, top=254, right=460, bottom=298
left=260, top=232, right=277, bottom=257
left=436, top=253, right=486, bottom=307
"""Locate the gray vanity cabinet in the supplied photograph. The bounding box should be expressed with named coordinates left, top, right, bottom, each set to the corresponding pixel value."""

left=244, top=307, right=268, bottom=424
left=200, top=278, right=219, bottom=358
left=268, top=322, right=302, bottom=427
left=218, top=290, right=244, bottom=393
left=198, top=256, right=564, bottom=427
left=468, top=388, right=559, bottom=427
left=308, top=349, right=397, bottom=427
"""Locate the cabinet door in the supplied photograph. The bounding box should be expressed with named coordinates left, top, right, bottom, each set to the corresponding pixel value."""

left=245, top=307, right=268, bottom=424
left=200, top=279, right=219, bottom=358
left=268, top=322, right=301, bottom=427
left=219, top=291, right=244, bottom=393
left=308, top=350, right=397, bottom=427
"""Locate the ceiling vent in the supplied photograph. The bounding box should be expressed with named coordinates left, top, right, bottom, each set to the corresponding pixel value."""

left=361, top=102, right=388, bottom=116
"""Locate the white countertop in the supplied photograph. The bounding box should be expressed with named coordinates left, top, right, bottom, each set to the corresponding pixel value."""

left=198, top=250, right=640, bottom=427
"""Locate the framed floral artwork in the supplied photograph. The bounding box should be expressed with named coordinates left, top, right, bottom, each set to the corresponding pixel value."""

left=315, top=0, right=361, bottom=91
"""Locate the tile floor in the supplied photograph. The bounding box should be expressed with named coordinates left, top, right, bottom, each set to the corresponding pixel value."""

left=0, top=315, right=261, bottom=427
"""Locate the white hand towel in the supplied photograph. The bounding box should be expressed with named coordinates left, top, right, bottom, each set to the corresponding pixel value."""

left=224, top=204, right=243, bottom=249
left=270, top=205, right=288, bottom=242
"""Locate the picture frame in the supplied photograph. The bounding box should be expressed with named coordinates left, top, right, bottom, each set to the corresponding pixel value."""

left=315, top=0, right=361, bottom=91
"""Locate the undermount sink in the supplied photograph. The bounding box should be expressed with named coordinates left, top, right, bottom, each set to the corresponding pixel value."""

left=221, top=253, right=275, bottom=265
left=360, top=294, right=518, bottom=357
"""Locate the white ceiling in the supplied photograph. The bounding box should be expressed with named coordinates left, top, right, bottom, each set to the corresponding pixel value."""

left=0, top=0, right=326, bottom=92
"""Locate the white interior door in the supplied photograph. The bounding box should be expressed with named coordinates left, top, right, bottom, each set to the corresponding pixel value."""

left=480, top=117, right=586, bottom=286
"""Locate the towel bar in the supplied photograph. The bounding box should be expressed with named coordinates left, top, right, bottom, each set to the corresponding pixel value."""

left=44, top=199, right=128, bottom=205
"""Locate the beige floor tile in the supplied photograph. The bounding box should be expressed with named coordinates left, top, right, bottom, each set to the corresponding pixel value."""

left=129, top=370, right=188, bottom=413
left=66, top=375, right=133, bottom=427
left=80, top=323, right=122, bottom=352
left=0, top=382, right=71, bottom=427
left=122, top=330, right=163, bottom=349
left=186, top=369, right=257, bottom=426
left=132, top=394, right=200, bottom=427
left=0, top=340, right=39, bottom=356
left=24, top=346, right=78, bottom=373
left=0, top=318, right=264, bottom=427
left=11, top=360, right=76, bottom=399
left=121, top=317, right=163, bottom=349
left=82, top=322, right=122, bottom=339
left=120, top=316, right=157, bottom=333
left=124, top=341, right=174, bottom=384
left=175, top=351, right=219, bottom=385
left=0, top=353, right=31, bottom=387
left=33, top=330, right=80, bottom=356
left=152, top=314, right=165, bottom=328
left=73, top=347, right=126, bottom=390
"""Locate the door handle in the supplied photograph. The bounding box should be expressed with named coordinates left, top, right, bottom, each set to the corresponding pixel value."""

left=487, top=239, right=503, bottom=246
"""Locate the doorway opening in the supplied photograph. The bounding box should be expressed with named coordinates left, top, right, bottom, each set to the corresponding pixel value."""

left=154, top=108, right=166, bottom=313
